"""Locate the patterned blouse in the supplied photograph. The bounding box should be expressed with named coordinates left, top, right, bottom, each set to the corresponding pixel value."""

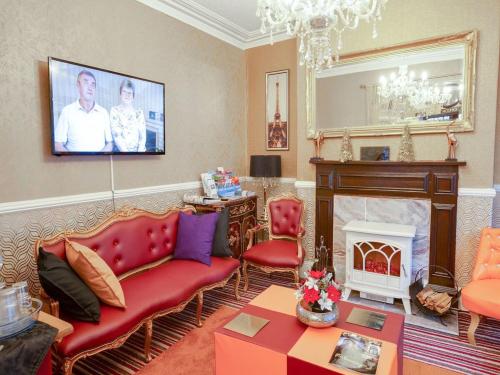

left=110, top=105, right=146, bottom=152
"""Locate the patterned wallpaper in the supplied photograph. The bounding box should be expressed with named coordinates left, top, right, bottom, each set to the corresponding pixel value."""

left=492, top=192, right=500, bottom=228
left=455, top=195, right=493, bottom=287
left=0, top=0, right=246, bottom=203
left=0, top=201, right=113, bottom=296
left=296, top=186, right=316, bottom=262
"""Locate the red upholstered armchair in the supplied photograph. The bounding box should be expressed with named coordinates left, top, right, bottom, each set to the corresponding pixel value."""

left=242, top=194, right=305, bottom=291
left=462, top=227, right=500, bottom=345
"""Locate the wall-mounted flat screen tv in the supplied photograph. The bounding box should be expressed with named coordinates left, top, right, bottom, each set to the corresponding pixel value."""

left=49, top=57, right=165, bottom=155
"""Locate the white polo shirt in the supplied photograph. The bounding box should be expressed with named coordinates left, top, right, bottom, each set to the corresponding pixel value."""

left=54, top=100, right=112, bottom=152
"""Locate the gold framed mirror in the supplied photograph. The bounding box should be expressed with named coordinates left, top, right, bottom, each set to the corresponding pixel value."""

left=306, top=31, right=477, bottom=138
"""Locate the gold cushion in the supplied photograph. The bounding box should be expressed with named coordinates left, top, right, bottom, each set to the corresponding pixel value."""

left=65, top=240, right=126, bottom=308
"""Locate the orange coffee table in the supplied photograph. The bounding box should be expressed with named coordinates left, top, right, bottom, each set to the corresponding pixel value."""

left=215, top=285, right=404, bottom=375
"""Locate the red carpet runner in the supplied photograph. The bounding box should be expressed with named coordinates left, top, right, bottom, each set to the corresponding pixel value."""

left=67, top=269, right=500, bottom=375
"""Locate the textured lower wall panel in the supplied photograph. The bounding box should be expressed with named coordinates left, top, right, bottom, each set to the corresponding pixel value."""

left=493, top=193, right=500, bottom=228
left=0, top=188, right=200, bottom=296
left=114, top=189, right=199, bottom=213
left=240, top=181, right=296, bottom=218
left=296, top=186, right=315, bottom=261
left=0, top=184, right=493, bottom=296
left=0, top=200, right=113, bottom=295
left=455, top=195, right=493, bottom=287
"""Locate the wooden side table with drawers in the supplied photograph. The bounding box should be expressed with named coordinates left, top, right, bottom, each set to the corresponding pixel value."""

left=188, top=195, right=257, bottom=259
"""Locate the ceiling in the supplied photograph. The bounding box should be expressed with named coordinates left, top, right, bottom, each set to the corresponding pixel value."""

left=137, top=0, right=290, bottom=49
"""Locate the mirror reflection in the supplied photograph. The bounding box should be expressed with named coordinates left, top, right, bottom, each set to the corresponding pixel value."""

left=316, top=45, right=464, bottom=129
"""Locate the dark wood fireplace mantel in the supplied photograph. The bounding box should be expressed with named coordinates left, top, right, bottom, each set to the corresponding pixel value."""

left=310, top=159, right=466, bottom=287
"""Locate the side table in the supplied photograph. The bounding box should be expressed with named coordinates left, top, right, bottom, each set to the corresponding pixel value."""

left=37, top=311, right=74, bottom=375
left=38, top=311, right=73, bottom=342
left=188, top=196, right=257, bottom=259
left=0, top=312, right=73, bottom=375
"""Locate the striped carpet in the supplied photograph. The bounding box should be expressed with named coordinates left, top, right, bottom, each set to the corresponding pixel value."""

left=67, top=269, right=500, bottom=375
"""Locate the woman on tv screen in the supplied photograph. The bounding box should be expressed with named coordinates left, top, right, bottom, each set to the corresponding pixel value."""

left=110, top=79, right=147, bottom=152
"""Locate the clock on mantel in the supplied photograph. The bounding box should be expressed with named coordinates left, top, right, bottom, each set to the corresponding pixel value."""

left=310, top=158, right=466, bottom=287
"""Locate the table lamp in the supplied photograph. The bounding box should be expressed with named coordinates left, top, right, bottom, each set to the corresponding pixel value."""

left=250, top=155, right=281, bottom=221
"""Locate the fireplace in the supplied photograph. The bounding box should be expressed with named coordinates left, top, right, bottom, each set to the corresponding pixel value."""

left=311, top=159, right=466, bottom=287
left=343, top=220, right=416, bottom=314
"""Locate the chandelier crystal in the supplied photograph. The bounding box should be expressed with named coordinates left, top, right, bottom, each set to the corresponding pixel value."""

left=257, top=0, right=387, bottom=71
left=378, top=65, right=453, bottom=110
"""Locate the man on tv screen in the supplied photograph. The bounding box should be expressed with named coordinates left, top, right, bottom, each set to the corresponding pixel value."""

left=54, top=70, right=113, bottom=152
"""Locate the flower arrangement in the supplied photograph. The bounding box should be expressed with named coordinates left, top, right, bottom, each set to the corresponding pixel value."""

left=295, top=269, right=342, bottom=312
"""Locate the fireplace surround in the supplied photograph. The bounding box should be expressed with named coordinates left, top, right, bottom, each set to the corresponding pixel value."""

left=311, top=159, right=466, bottom=287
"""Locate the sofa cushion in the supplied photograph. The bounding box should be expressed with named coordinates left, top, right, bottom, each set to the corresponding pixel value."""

left=37, top=248, right=101, bottom=322
left=58, top=257, right=239, bottom=357
left=242, top=240, right=301, bottom=267
left=461, top=279, right=500, bottom=319
left=174, top=212, right=219, bottom=265
left=211, top=208, right=233, bottom=257
left=65, top=240, right=126, bottom=308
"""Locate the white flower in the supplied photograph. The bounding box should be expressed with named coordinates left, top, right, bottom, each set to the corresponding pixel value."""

left=294, top=288, right=304, bottom=300
left=305, top=277, right=319, bottom=291
left=318, top=290, right=333, bottom=311
left=321, top=273, right=333, bottom=284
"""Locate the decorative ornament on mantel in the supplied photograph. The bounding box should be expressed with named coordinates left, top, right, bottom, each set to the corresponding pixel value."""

left=398, top=125, right=415, bottom=162
left=446, top=122, right=458, bottom=161
left=311, top=130, right=325, bottom=161
left=339, top=128, right=353, bottom=163
left=257, top=0, right=388, bottom=71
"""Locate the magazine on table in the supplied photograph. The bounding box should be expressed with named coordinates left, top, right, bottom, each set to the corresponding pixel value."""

left=346, top=307, right=387, bottom=331
left=223, top=312, right=269, bottom=337
left=329, top=332, right=382, bottom=374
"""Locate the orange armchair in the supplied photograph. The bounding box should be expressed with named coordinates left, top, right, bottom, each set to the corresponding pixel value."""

left=242, top=194, right=305, bottom=291
left=461, top=227, right=500, bottom=345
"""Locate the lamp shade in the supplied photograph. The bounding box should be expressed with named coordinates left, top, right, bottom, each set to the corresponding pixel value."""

left=250, top=155, right=281, bottom=178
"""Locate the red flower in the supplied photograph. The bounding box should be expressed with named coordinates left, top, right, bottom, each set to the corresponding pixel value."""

left=309, top=270, right=325, bottom=279
left=303, top=287, right=320, bottom=304
left=327, top=285, right=341, bottom=303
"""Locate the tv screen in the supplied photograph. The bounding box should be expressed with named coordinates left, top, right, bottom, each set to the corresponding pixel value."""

left=49, top=57, right=165, bottom=155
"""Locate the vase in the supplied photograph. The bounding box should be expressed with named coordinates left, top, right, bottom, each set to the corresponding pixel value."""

left=296, top=299, right=339, bottom=328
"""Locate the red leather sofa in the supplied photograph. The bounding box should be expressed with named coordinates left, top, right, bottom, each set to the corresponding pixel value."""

left=36, top=206, right=241, bottom=375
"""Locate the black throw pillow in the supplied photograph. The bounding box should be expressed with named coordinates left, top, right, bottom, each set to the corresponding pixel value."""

left=211, top=208, right=233, bottom=257
left=37, top=247, right=100, bottom=322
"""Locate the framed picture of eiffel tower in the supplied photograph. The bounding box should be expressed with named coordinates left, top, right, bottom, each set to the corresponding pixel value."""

left=266, top=69, right=289, bottom=150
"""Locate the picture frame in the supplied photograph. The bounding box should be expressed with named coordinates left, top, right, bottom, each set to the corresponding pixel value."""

left=360, top=146, right=390, bottom=161
left=266, top=69, right=289, bottom=151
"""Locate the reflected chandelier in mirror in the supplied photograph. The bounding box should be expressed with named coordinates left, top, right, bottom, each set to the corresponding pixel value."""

left=306, top=31, right=477, bottom=138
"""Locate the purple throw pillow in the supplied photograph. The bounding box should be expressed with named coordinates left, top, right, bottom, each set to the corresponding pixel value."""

left=174, top=211, right=219, bottom=265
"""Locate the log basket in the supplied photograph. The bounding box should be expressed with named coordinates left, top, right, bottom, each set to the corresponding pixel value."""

left=409, top=265, right=460, bottom=323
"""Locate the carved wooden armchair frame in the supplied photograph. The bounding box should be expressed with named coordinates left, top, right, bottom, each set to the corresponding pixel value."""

left=242, top=193, right=305, bottom=291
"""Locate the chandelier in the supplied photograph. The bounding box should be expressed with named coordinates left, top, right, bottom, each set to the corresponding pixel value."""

left=378, top=65, right=453, bottom=110
left=257, top=0, right=387, bottom=71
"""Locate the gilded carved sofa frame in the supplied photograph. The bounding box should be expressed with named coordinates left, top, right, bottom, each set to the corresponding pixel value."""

left=242, top=193, right=305, bottom=291
left=35, top=206, right=241, bottom=375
